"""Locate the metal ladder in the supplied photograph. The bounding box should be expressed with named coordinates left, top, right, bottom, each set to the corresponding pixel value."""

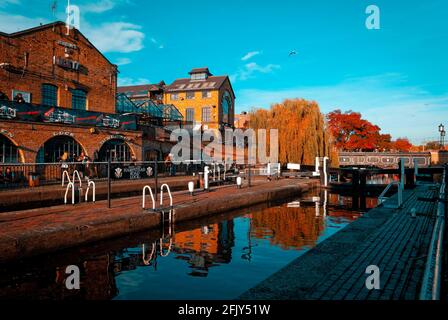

left=63, top=170, right=96, bottom=205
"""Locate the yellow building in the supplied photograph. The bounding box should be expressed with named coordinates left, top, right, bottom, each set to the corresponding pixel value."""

left=164, top=67, right=235, bottom=130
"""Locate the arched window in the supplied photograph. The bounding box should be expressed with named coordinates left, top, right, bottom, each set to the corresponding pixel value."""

left=99, top=139, right=132, bottom=162
left=221, top=91, right=232, bottom=124
left=41, top=84, right=58, bottom=107
left=0, top=134, right=20, bottom=163
left=37, top=136, right=83, bottom=163
left=72, top=89, right=87, bottom=110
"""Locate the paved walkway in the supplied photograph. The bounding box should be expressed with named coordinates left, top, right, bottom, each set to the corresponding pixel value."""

left=0, top=176, right=198, bottom=212
left=240, top=184, right=438, bottom=300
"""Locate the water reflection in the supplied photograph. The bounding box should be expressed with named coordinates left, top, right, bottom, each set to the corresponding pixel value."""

left=0, top=190, right=372, bottom=300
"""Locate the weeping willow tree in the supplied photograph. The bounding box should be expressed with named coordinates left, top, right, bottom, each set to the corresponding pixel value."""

left=249, top=99, right=338, bottom=166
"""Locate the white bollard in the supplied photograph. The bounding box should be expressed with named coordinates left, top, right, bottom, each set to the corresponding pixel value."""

left=204, top=166, right=210, bottom=190
left=188, top=181, right=195, bottom=196
left=237, top=176, right=242, bottom=189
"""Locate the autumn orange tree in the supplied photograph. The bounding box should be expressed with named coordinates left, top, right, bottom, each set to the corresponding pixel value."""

left=249, top=99, right=336, bottom=165
left=327, top=110, right=413, bottom=152
left=392, top=138, right=413, bottom=152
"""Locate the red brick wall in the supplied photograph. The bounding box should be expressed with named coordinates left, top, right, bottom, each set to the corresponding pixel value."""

left=0, top=23, right=117, bottom=113
left=0, top=120, right=143, bottom=163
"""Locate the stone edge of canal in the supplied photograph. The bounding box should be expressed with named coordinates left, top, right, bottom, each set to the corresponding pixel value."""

left=0, top=180, right=318, bottom=264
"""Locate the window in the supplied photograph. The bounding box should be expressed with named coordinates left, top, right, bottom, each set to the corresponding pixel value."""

left=191, top=73, right=207, bottom=81
left=186, top=108, right=195, bottom=122
left=202, top=91, right=212, bottom=99
left=41, top=84, right=58, bottom=107
left=71, top=89, right=87, bottom=110
left=170, top=93, right=179, bottom=101
left=202, top=107, right=212, bottom=123
left=186, top=91, right=195, bottom=100
left=0, top=134, right=20, bottom=163
left=221, top=91, right=232, bottom=124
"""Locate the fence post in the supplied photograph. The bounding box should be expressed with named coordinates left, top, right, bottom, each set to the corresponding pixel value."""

left=154, top=161, right=158, bottom=201
left=248, top=164, right=252, bottom=188
left=107, top=157, right=111, bottom=209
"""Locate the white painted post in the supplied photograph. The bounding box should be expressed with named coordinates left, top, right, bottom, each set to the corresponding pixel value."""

left=315, top=157, right=320, bottom=174
left=204, top=166, right=209, bottom=190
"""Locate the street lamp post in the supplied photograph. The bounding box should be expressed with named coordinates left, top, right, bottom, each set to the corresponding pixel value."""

left=439, top=124, right=445, bottom=149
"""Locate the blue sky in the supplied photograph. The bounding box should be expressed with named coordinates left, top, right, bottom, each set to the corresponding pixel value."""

left=0, top=0, right=447, bottom=144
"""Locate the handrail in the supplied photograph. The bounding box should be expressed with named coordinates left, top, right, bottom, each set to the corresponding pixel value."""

left=142, top=185, right=156, bottom=210
left=378, top=181, right=403, bottom=208
left=420, top=166, right=446, bottom=300
left=64, top=182, right=75, bottom=205
left=160, top=184, right=173, bottom=207
left=72, top=170, right=82, bottom=188
left=85, top=180, right=96, bottom=203
left=62, top=170, right=71, bottom=187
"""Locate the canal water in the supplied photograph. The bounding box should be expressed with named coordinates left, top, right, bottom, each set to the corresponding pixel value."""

left=0, top=190, right=376, bottom=300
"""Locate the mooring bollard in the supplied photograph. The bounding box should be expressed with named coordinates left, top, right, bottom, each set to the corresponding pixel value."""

left=204, top=166, right=210, bottom=191
left=237, top=177, right=242, bottom=189
left=188, top=181, right=195, bottom=196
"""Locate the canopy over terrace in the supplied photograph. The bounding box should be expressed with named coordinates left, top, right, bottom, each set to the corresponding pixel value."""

left=116, top=93, right=183, bottom=126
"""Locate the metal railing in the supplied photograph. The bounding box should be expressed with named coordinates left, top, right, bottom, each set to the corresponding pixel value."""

left=378, top=181, right=403, bottom=208
left=419, top=166, right=446, bottom=300
left=0, top=160, right=259, bottom=191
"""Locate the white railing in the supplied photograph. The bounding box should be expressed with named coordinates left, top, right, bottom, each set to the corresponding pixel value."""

left=62, top=170, right=71, bottom=187
left=64, top=182, right=75, bottom=205
left=142, top=185, right=156, bottom=210
left=420, top=167, right=446, bottom=300
left=85, top=180, right=96, bottom=203
left=160, top=184, right=173, bottom=207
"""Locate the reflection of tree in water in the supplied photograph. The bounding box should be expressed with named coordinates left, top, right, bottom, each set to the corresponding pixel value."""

left=250, top=206, right=325, bottom=250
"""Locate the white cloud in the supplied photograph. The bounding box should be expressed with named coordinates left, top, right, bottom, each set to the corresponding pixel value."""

left=0, top=13, right=48, bottom=33
left=114, top=57, right=132, bottom=66
left=84, top=22, right=144, bottom=53
left=231, top=62, right=280, bottom=82
left=241, top=51, right=261, bottom=61
left=79, top=0, right=131, bottom=13
left=118, top=77, right=151, bottom=87
left=236, top=73, right=448, bottom=144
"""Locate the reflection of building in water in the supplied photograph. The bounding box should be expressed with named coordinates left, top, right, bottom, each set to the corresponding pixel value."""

left=250, top=206, right=325, bottom=250
left=111, top=221, right=235, bottom=278
left=173, top=220, right=235, bottom=277
left=0, top=254, right=117, bottom=300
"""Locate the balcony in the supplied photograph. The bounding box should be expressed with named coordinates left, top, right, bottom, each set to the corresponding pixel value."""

left=0, top=99, right=138, bottom=131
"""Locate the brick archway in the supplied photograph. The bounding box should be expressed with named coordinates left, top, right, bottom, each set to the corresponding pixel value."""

left=36, top=135, right=86, bottom=163
left=0, top=132, right=25, bottom=163
left=98, top=138, right=136, bottom=162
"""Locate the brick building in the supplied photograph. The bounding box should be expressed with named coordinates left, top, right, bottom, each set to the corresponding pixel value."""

left=0, top=22, right=144, bottom=164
